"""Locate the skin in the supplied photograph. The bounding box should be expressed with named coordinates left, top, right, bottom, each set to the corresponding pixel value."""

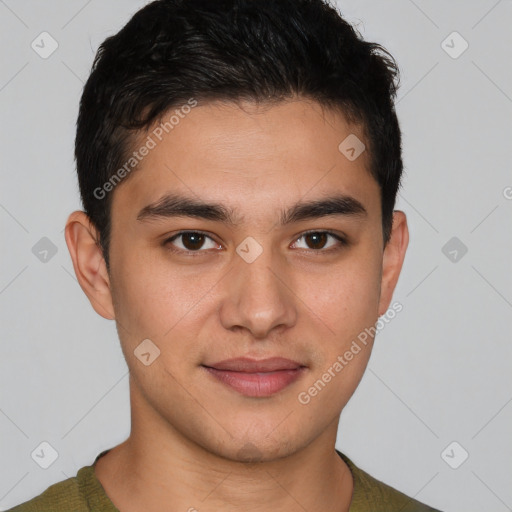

left=65, top=98, right=408, bottom=512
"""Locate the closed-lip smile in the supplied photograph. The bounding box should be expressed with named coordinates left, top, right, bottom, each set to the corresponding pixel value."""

left=202, top=357, right=307, bottom=397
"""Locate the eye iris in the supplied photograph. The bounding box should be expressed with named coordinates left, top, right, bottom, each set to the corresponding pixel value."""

left=182, top=233, right=204, bottom=250
left=306, top=232, right=327, bottom=249
left=177, top=232, right=332, bottom=251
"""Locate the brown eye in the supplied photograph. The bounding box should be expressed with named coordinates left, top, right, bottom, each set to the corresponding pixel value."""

left=292, top=231, right=347, bottom=252
left=180, top=232, right=206, bottom=250
left=304, top=232, right=328, bottom=250
left=165, top=231, right=219, bottom=253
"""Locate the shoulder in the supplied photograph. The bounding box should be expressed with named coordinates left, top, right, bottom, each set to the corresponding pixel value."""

left=5, top=466, right=105, bottom=512
left=337, top=451, right=443, bottom=512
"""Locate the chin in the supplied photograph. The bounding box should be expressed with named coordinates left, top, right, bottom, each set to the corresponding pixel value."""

left=206, top=433, right=301, bottom=464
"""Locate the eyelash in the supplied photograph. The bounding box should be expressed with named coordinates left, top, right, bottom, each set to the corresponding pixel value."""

left=163, top=230, right=348, bottom=257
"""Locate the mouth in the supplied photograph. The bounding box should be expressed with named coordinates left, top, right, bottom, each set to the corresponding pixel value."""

left=201, top=357, right=307, bottom=398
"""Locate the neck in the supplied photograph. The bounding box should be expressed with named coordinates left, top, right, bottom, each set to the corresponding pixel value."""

left=94, top=379, right=353, bottom=512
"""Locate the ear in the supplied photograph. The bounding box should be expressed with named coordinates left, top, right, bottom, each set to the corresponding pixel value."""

left=64, top=211, right=115, bottom=320
left=377, top=210, right=409, bottom=317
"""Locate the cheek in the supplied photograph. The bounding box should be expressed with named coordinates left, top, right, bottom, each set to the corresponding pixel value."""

left=297, top=266, right=380, bottom=413
left=109, top=247, right=173, bottom=340
left=301, top=256, right=382, bottom=342
left=110, top=247, right=219, bottom=344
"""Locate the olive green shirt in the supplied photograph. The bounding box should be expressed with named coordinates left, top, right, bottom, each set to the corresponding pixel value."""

left=7, top=449, right=441, bottom=511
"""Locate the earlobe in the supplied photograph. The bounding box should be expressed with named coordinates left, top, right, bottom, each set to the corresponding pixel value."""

left=64, top=211, right=115, bottom=320
left=377, top=210, right=409, bottom=317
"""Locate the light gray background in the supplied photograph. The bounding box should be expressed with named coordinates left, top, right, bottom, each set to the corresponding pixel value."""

left=1, top=1, right=511, bottom=511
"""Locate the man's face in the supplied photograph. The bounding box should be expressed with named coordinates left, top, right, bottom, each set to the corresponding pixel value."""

left=100, top=99, right=399, bottom=461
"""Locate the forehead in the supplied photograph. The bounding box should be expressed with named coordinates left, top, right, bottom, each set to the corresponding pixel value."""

left=112, top=99, right=380, bottom=223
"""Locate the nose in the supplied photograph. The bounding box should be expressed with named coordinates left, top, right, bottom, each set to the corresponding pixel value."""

left=218, top=243, right=298, bottom=340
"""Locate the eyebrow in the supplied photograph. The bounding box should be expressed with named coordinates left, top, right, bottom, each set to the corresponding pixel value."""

left=137, top=192, right=367, bottom=226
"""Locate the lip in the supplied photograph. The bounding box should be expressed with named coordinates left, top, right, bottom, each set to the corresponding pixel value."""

left=205, top=357, right=304, bottom=372
left=202, top=357, right=307, bottom=397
